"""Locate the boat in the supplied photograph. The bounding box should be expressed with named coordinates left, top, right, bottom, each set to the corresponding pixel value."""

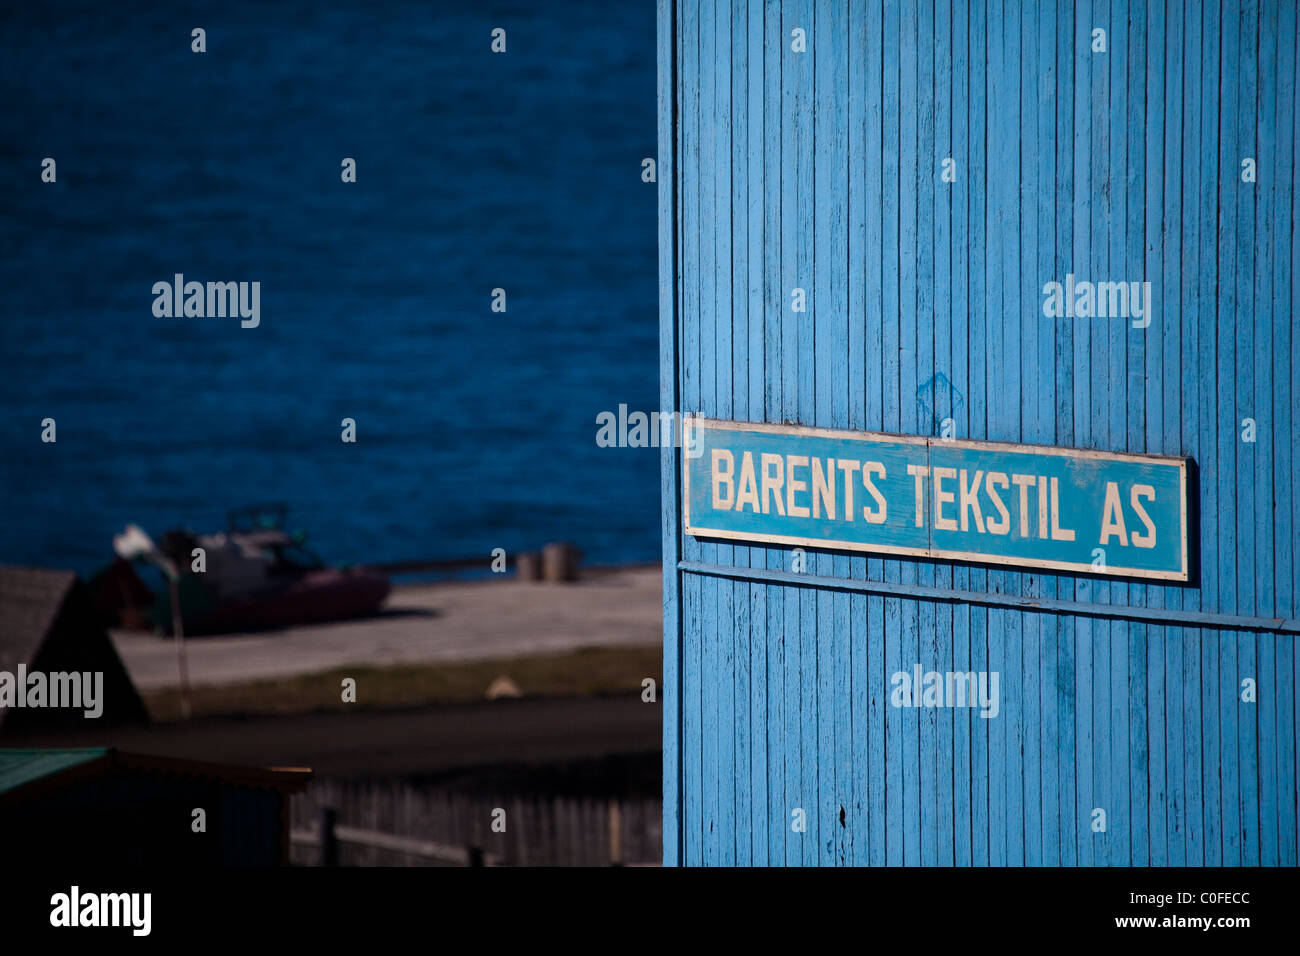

left=90, top=504, right=390, bottom=636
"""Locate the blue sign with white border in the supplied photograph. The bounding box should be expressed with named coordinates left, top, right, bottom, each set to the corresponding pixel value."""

left=684, top=418, right=1190, bottom=581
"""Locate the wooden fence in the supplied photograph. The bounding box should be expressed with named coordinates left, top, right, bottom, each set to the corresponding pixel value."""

left=290, top=777, right=662, bottom=866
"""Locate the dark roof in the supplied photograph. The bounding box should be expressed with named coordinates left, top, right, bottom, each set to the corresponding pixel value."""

left=0, top=748, right=311, bottom=806
left=0, top=567, right=77, bottom=671
left=0, top=747, right=107, bottom=794
left=0, top=566, right=150, bottom=730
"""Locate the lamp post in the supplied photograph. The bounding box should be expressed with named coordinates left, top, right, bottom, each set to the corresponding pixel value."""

left=115, top=524, right=192, bottom=719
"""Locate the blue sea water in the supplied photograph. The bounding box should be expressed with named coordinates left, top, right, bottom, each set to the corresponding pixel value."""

left=0, top=0, right=661, bottom=576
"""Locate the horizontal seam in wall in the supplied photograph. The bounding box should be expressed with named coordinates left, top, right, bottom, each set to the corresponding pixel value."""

left=678, top=560, right=1300, bottom=635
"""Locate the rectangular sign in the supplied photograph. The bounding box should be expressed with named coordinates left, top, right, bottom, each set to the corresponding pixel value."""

left=684, top=419, right=1190, bottom=581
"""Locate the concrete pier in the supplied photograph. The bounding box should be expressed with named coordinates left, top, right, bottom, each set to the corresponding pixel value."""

left=111, top=565, right=661, bottom=692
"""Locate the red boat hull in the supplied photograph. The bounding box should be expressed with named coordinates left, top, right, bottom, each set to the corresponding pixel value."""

left=183, top=569, right=391, bottom=635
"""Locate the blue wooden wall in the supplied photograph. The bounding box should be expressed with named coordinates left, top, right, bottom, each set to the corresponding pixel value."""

left=659, top=0, right=1299, bottom=865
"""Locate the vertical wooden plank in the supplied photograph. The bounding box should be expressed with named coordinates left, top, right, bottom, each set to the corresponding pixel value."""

left=1293, top=0, right=1300, bottom=868
left=1243, top=0, right=1265, bottom=868
left=744, top=0, right=768, bottom=869
left=1289, top=0, right=1300, bottom=868
left=1118, top=0, right=1147, bottom=868
left=695, top=1, right=717, bottom=870
left=1090, top=0, right=1116, bottom=870
left=697, top=0, right=721, bottom=867
left=1234, top=0, right=1260, bottom=867
left=1102, top=0, right=1128, bottom=868
left=811, top=0, right=832, bottom=865
left=1019, top=0, right=1048, bottom=867
left=864, top=0, right=889, bottom=869
left=711, top=0, right=737, bottom=868
left=1254, top=0, right=1280, bottom=870
left=1193, top=0, right=1219, bottom=869
left=881, top=0, right=905, bottom=867
left=793, top=0, right=819, bottom=867
left=656, top=0, right=681, bottom=868
left=819, top=0, right=853, bottom=866
left=1162, top=0, right=1188, bottom=869
left=729, top=0, right=752, bottom=868
left=1269, top=0, right=1297, bottom=868
left=779, top=0, right=807, bottom=866
left=1215, top=0, right=1243, bottom=868
left=846, top=0, right=871, bottom=867
left=998, top=0, right=1023, bottom=862
left=897, top=0, right=923, bottom=866
left=811, top=0, right=835, bottom=865
left=1069, top=0, right=1094, bottom=867
left=914, top=0, right=940, bottom=868
left=984, top=0, right=1018, bottom=867
left=1051, top=0, right=1078, bottom=870
left=948, top=0, right=975, bottom=869
left=1041, top=0, right=1067, bottom=867
left=1173, top=0, right=1197, bottom=869
left=966, top=0, right=990, bottom=869
left=728, top=0, right=748, bottom=868
left=1120, top=0, right=1141, bottom=867
left=679, top=0, right=703, bottom=868
left=933, top=0, right=957, bottom=868
left=1008, top=0, right=1027, bottom=862
left=1138, top=0, right=1165, bottom=869
left=1182, top=0, right=1209, bottom=867
left=762, top=0, right=785, bottom=869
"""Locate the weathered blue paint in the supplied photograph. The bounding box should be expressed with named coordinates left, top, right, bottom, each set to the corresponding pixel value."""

left=685, top=419, right=1190, bottom=579
left=659, top=0, right=1300, bottom=866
